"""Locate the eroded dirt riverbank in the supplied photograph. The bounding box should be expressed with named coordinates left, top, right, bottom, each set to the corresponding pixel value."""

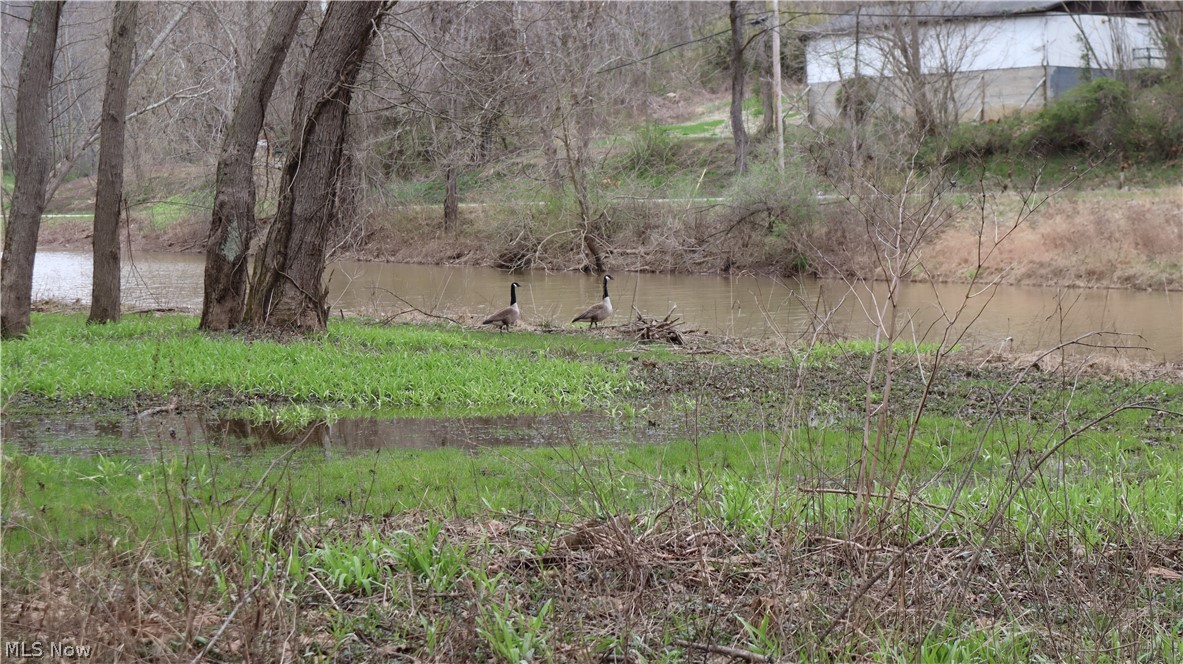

left=34, top=186, right=1182, bottom=291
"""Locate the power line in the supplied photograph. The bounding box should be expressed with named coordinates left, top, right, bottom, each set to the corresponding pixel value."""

left=596, top=5, right=1183, bottom=76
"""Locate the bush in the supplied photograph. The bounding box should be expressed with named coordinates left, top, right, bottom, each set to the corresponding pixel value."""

left=938, top=116, right=1024, bottom=163
left=727, top=158, right=817, bottom=226
left=836, top=76, right=876, bottom=125
left=1026, top=78, right=1133, bottom=154
left=897, top=76, right=1183, bottom=164
left=1130, top=82, right=1183, bottom=159
left=1017, top=78, right=1183, bottom=160
left=620, top=123, right=679, bottom=178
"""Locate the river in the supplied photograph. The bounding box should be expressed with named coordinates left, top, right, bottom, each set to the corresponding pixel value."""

left=30, top=249, right=1181, bottom=360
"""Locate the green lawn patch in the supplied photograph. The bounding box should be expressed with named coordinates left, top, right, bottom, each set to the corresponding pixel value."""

left=0, top=314, right=637, bottom=411
left=664, top=118, right=725, bottom=136
left=135, top=190, right=214, bottom=229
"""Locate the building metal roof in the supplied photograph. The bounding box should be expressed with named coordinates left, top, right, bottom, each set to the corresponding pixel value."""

left=805, top=1, right=1150, bottom=38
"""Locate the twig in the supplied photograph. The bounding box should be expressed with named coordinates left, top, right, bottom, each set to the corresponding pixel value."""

left=798, top=486, right=966, bottom=519
left=136, top=396, right=179, bottom=419
left=380, top=308, right=418, bottom=323
left=189, top=578, right=264, bottom=664
left=308, top=569, right=344, bottom=613
left=672, top=638, right=777, bottom=663
left=369, top=286, right=464, bottom=326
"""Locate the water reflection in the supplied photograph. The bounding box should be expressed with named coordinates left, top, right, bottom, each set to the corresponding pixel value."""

left=28, top=250, right=1182, bottom=359
left=2, top=409, right=682, bottom=459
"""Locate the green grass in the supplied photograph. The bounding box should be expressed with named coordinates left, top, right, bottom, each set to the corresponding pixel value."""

left=386, top=171, right=485, bottom=205
left=663, top=119, right=725, bottom=136
left=5, top=409, right=1180, bottom=659
left=1, top=171, right=13, bottom=227
left=743, top=95, right=764, bottom=116
left=0, top=314, right=638, bottom=411
left=945, top=152, right=1183, bottom=191
left=134, top=190, right=214, bottom=229
left=800, top=338, right=948, bottom=363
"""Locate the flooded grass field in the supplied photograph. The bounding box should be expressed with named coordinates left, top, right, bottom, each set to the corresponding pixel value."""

left=3, top=311, right=1181, bottom=661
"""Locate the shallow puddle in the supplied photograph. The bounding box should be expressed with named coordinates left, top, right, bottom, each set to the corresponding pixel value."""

left=1, top=407, right=693, bottom=458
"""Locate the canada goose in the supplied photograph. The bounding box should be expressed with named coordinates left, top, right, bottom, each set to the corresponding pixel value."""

left=572, top=274, right=613, bottom=328
left=482, top=281, right=521, bottom=331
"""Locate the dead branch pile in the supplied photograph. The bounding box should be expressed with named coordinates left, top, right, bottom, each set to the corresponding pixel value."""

left=619, top=306, right=685, bottom=345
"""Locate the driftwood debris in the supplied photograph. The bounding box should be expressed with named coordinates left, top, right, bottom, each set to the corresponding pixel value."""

left=621, top=305, right=685, bottom=345
left=136, top=395, right=179, bottom=419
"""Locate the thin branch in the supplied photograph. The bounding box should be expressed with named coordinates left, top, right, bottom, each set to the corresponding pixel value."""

left=370, top=286, right=464, bottom=326
left=131, top=3, right=194, bottom=82
left=672, top=639, right=776, bottom=663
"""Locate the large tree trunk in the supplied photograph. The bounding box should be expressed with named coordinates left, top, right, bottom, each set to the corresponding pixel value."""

left=0, top=1, right=64, bottom=339
left=89, top=2, right=138, bottom=325
left=201, top=1, right=306, bottom=331
left=244, top=1, right=386, bottom=332
left=729, top=1, right=749, bottom=175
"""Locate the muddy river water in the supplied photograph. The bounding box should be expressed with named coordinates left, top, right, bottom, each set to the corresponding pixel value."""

left=30, top=250, right=1182, bottom=359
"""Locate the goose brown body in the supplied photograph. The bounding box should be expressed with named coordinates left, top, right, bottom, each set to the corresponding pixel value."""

left=482, top=282, right=521, bottom=331
left=572, top=274, right=613, bottom=328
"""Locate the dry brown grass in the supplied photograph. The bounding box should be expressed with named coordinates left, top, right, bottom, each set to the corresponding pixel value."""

left=4, top=499, right=1180, bottom=662
left=923, top=188, right=1183, bottom=290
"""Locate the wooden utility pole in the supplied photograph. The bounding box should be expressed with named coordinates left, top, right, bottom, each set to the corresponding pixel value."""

left=771, top=0, right=784, bottom=172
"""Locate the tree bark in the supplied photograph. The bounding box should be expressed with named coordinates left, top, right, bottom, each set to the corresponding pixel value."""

left=200, top=1, right=306, bottom=331
left=89, top=2, right=139, bottom=325
left=905, top=5, right=937, bottom=137
left=0, top=1, right=64, bottom=339
left=756, top=26, right=774, bottom=136
left=244, top=1, right=386, bottom=332
left=729, top=1, right=749, bottom=175
left=443, top=163, right=459, bottom=232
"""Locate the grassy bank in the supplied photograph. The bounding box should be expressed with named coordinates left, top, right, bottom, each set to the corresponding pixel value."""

left=3, top=314, right=1182, bottom=661
left=1, top=314, right=637, bottom=412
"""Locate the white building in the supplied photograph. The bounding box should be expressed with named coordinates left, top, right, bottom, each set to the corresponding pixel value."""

left=804, top=1, right=1165, bottom=126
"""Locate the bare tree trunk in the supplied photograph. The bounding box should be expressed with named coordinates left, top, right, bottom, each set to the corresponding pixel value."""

left=477, top=111, right=499, bottom=163
left=443, top=163, right=459, bottom=232
left=89, top=2, right=139, bottom=325
left=906, top=6, right=937, bottom=137
left=201, top=2, right=305, bottom=331
left=0, top=1, right=63, bottom=339
left=729, top=1, right=749, bottom=174
left=245, top=1, right=386, bottom=332
left=542, top=128, right=564, bottom=191
left=756, top=25, right=774, bottom=136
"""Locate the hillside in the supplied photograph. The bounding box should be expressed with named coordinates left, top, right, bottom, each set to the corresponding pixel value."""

left=18, top=87, right=1183, bottom=292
